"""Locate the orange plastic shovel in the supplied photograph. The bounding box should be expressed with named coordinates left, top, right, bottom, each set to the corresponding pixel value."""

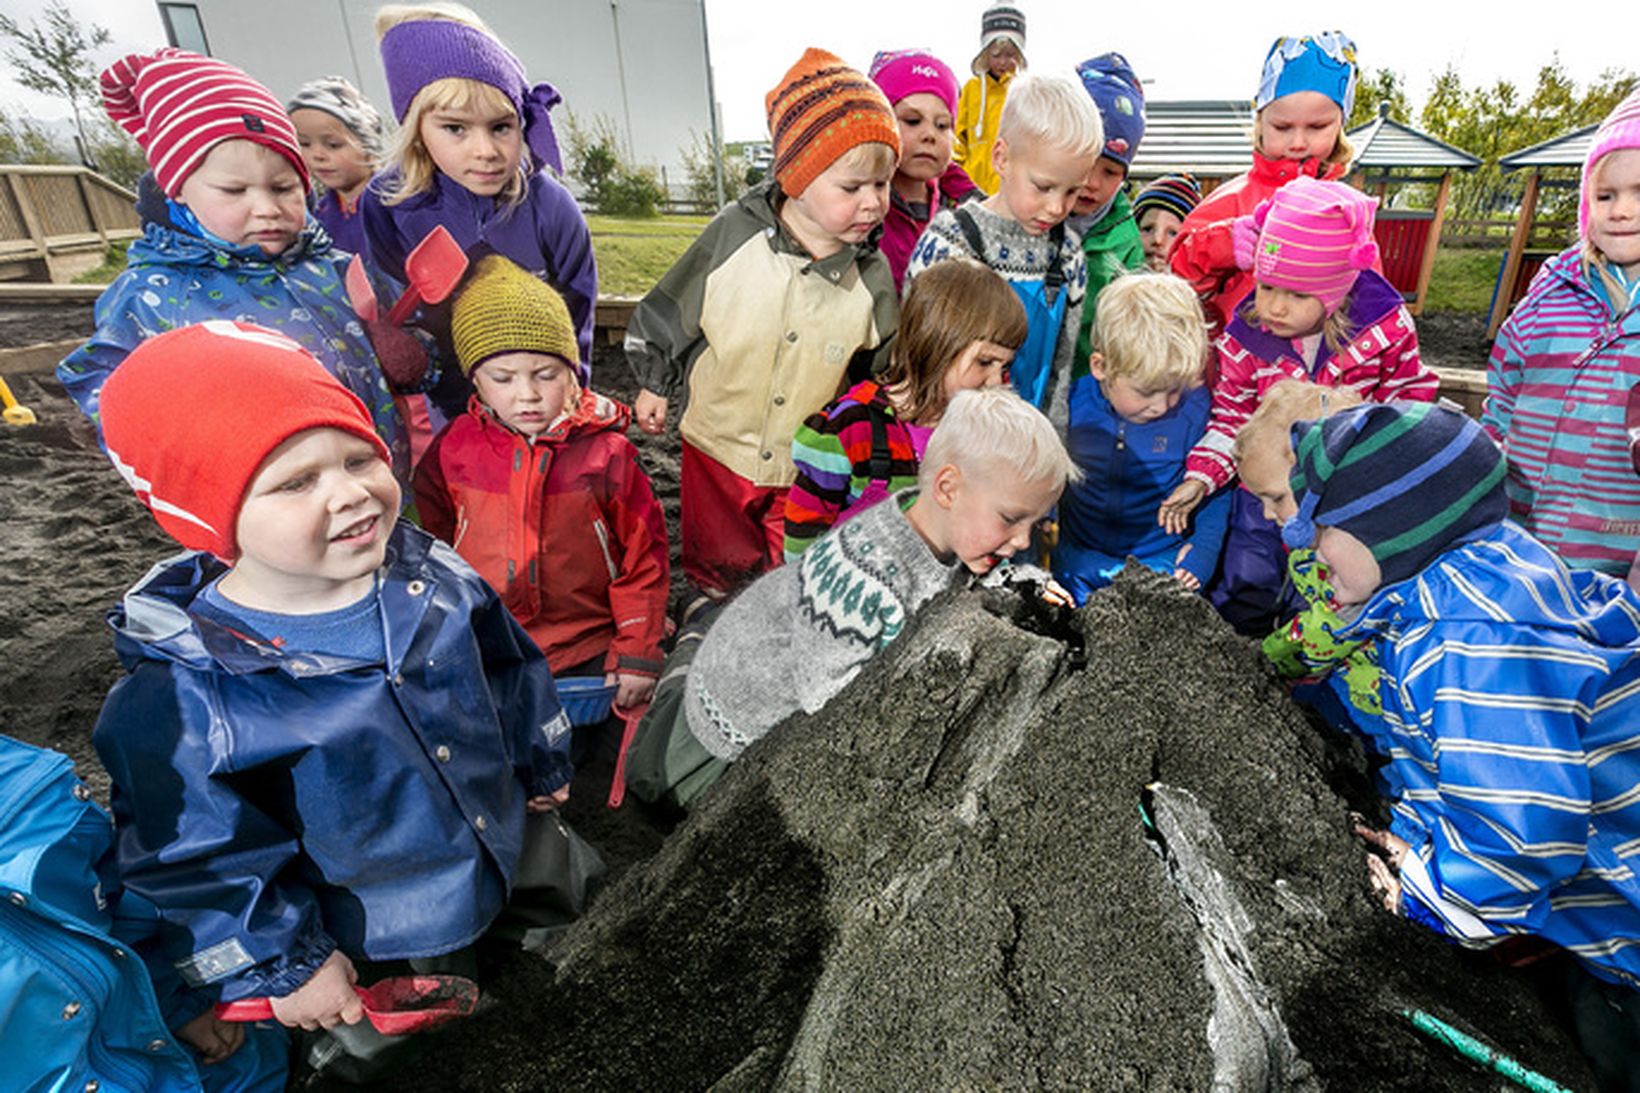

left=215, top=974, right=479, bottom=1035
left=384, top=226, right=468, bottom=326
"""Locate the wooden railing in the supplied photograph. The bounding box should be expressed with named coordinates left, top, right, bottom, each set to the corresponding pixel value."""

left=1440, top=216, right=1575, bottom=250
left=0, top=165, right=140, bottom=284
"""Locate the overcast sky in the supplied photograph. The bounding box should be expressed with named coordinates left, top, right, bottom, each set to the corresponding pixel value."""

left=2, top=0, right=1634, bottom=143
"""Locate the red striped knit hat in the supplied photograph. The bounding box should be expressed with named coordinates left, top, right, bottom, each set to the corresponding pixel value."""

left=1251, top=176, right=1379, bottom=312
left=101, top=48, right=309, bottom=198
left=1581, top=88, right=1640, bottom=238
left=766, top=48, right=899, bottom=198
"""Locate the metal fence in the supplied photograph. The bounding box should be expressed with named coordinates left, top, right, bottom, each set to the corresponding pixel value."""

left=0, top=165, right=140, bottom=284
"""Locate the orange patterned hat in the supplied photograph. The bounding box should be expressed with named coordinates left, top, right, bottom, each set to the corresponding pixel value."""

left=765, top=48, right=899, bottom=199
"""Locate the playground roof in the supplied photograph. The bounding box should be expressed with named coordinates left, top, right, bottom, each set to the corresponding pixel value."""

left=1498, top=124, right=1598, bottom=170
left=1129, top=100, right=1254, bottom=180
left=1346, top=113, right=1482, bottom=171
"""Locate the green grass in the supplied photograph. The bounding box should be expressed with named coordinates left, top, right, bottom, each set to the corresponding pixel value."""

left=74, top=241, right=131, bottom=285
left=587, top=214, right=708, bottom=297
left=1423, top=247, right=1501, bottom=314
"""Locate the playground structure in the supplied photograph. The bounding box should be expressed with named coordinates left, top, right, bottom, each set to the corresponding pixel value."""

left=1486, top=124, right=1598, bottom=339
left=0, top=165, right=140, bottom=285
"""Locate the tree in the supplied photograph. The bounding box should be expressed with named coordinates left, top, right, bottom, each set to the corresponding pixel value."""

left=0, top=0, right=112, bottom=161
left=1348, top=68, right=1410, bottom=129
left=678, top=130, right=744, bottom=211
left=564, top=114, right=665, bottom=217
left=0, top=104, right=68, bottom=165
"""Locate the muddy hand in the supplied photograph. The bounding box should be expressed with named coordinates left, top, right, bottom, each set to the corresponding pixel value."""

left=1365, top=853, right=1401, bottom=913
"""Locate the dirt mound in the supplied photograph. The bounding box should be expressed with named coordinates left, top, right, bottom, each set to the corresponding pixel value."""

left=392, top=572, right=1592, bottom=1091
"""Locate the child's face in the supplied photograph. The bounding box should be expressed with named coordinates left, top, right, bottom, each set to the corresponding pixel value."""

left=894, top=93, right=955, bottom=184
left=1137, top=207, right=1184, bottom=271
left=940, top=339, right=1015, bottom=403
left=783, top=147, right=892, bottom=258
left=925, top=463, right=1060, bottom=575
left=289, top=108, right=373, bottom=198
left=1072, top=156, right=1127, bottom=217
left=419, top=101, right=523, bottom=197
left=1089, top=354, right=1183, bottom=424
left=177, top=140, right=306, bottom=256
left=1257, top=92, right=1343, bottom=162
left=985, top=41, right=1022, bottom=79
left=471, top=352, right=578, bottom=438
left=1253, top=283, right=1328, bottom=340
left=229, top=427, right=399, bottom=608
left=1314, top=525, right=1381, bottom=606
left=1588, top=148, right=1640, bottom=277
left=1237, top=443, right=1298, bottom=525
left=989, top=137, right=1093, bottom=236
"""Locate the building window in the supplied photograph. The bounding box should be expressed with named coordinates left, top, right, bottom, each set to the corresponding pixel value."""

left=158, top=4, right=210, bottom=54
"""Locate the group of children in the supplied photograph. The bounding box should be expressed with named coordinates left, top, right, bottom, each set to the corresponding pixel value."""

left=8, top=1, right=1639, bottom=1088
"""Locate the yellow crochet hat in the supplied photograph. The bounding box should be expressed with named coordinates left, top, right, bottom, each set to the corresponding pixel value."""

left=452, top=255, right=579, bottom=374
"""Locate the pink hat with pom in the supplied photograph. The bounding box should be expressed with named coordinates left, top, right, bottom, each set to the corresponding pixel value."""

left=1580, top=89, right=1640, bottom=239
left=1251, top=176, right=1380, bottom=313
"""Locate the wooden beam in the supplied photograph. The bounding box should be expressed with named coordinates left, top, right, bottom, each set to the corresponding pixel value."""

left=1488, top=169, right=1540, bottom=341
left=1411, top=171, right=1454, bottom=317
left=4, top=173, right=58, bottom=282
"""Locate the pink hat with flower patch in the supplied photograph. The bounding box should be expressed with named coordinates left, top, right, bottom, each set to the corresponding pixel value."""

left=1580, top=89, right=1640, bottom=239
left=1251, top=176, right=1380, bottom=313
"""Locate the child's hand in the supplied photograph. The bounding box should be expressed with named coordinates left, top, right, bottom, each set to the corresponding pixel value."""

left=268, top=950, right=364, bottom=1032
left=527, top=786, right=571, bottom=813
left=1158, top=480, right=1207, bottom=535
left=1352, top=816, right=1409, bottom=914
left=1230, top=214, right=1260, bottom=271
left=176, top=1010, right=245, bottom=1065
left=1172, top=545, right=1200, bottom=590
left=608, top=671, right=656, bottom=710
left=634, top=390, right=668, bottom=435
left=1036, top=576, right=1074, bottom=608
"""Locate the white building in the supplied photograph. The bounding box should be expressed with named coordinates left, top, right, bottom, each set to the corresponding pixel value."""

left=155, top=0, right=722, bottom=198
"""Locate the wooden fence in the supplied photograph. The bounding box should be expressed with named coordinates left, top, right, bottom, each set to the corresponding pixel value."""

left=1440, top=216, right=1575, bottom=250
left=0, top=165, right=140, bottom=284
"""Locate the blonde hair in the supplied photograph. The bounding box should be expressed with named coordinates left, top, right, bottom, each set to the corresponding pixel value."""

left=997, top=75, right=1103, bottom=160
left=1582, top=153, right=1632, bottom=312
left=375, top=3, right=526, bottom=207
left=1231, top=379, right=1363, bottom=467
left=1093, top=272, right=1209, bottom=392
left=920, top=386, right=1079, bottom=494
left=883, top=259, right=1028, bottom=423
left=1252, top=106, right=1355, bottom=168
left=830, top=140, right=898, bottom=180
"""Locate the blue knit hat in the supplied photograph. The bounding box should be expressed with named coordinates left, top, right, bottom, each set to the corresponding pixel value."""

left=1255, top=32, right=1358, bottom=120
left=1076, top=53, right=1145, bottom=169
left=1284, top=401, right=1507, bottom=588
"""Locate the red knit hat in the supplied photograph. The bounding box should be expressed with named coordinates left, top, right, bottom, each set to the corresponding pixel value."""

left=100, top=321, right=388, bottom=561
left=101, top=48, right=309, bottom=197
left=766, top=48, right=899, bottom=198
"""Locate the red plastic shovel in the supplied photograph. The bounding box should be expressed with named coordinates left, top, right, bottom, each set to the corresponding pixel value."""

left=344, top=255, right=377, bottom=322
left=215, top=974, right=479, bottom=1035
left=384, top=225, right=468, bottom=326
left=606, top=701, right=650, bottom=809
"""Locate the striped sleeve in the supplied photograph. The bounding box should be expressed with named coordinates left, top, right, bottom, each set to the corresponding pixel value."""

left=785, top=411, right=858, bottom=562
left=1184, top=336, right=1262, bottom=489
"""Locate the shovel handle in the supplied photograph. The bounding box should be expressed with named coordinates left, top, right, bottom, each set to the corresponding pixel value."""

left=606, top=702, right=650, bottom=809
left=383, top=285, right=422, bottom=327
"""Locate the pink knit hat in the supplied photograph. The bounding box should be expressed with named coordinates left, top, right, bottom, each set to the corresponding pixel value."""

left=1251, top=176, right=1380, bottom=313
left=869, top=49, right=959, bottom=117
left=1580, top=89, right=1640, bottom=238
left=101, top=48, right=308, bottom=197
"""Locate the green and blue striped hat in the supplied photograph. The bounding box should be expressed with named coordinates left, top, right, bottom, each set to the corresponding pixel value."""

left=1283, top=401, right=1507, bottom=587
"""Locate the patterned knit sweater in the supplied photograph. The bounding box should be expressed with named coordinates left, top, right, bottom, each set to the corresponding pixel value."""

left=686, top=490, right=959, bottom=761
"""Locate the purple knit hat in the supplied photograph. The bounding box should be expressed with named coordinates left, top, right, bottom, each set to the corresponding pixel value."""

left=869, top=49, right=958, bottom=117
left=1580, top=88, right=1640, bottom=238
left=1251, top=176, right=1380, bottom=312
left=380, top=19, right=562, bottom=175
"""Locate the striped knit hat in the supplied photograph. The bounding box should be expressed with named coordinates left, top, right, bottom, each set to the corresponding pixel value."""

left=100, top=321, right=388, bottom=561
left=1283, top=401, right=1507, bottom=589
left=972, top=4, right=1026, bottom=76
left=1580, top=88, right=1640, bottom=238
left=1252, top=175, right=1380, bottom=312
left=101, top=49, right=308, bottom=198
left=287, top=76, right=387, bottom=163
left=452, top=256, right=579, bottom=375
left=1133, top=173, right=1201, bottom=225
left=766, top=48, right=899, bottom=198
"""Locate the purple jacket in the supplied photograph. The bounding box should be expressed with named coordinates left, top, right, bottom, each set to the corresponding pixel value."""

left=312, top=189, right=366, bottom=257
left=360, top=169, right=597, bottom=371
left=881, top=163, right=978, bottom=292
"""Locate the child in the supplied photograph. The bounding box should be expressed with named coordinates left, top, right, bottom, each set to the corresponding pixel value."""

left=1159, top=176, right=1435, bottom=634
left=1, top=734, right=287, bottom=1092
left=59, top=48, right=417, bottom=485
left=1071, top=52, right=1148, bottom=366
left=1053, top=271, right=1228, bottom=602
left=953, top=3, right=1026, bottom=195
left=625, top=48, right=900, bottom=599
left=362, top=1, right=597, bottom=418
left=1278, top=401, right=1640, bottom=1088
left=91, top=322, right=587, bottom=1081
left=1133, top=173, right=1201, bottom=273
left=1484, top=89, right=1640, bottom=585
left=286, top=76, right=387, bottom=256
left=415, top=255, right=668, bottom=719
left=626, top=386, right=1076, bottom=810
left=869, top=48, right=979, bottom=290
left=906, top=74, right=1101, bottom=426
left=785, top=258, right=1026, bottom=559
left=1169, top=31, right=1361, bottom=334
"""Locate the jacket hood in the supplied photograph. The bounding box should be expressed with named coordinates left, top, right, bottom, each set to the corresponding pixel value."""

left=132, top=170, right=332, bottom=270
left=1225, top=267, right=1405, bottom=367
left=1338, top=522, right=1640, bottom=647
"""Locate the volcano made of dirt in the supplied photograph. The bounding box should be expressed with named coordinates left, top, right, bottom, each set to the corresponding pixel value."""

left=391, top=572, right=1593, bottom=1092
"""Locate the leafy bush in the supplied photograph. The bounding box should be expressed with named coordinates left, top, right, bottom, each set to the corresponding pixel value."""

left=565, top=114, right=664, bottom=217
